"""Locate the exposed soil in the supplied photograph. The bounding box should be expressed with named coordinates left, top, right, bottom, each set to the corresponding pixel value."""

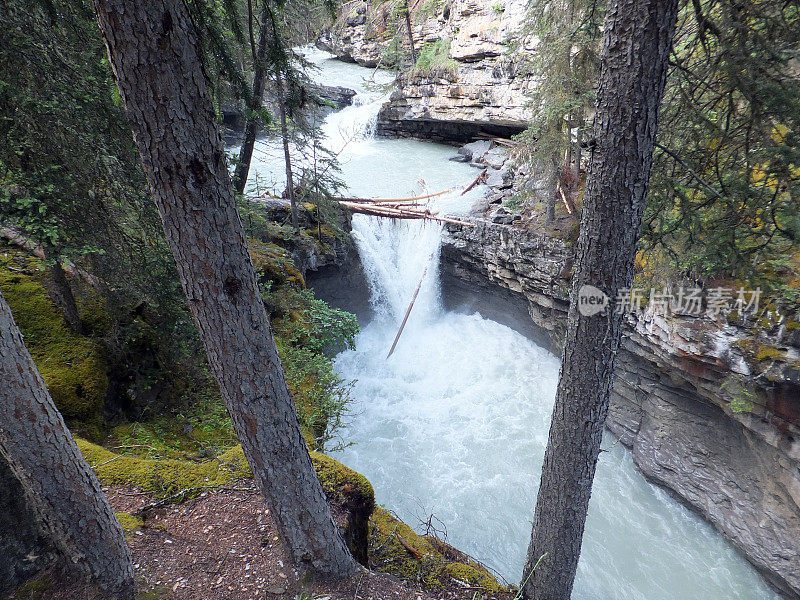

left=5, top=485, right=508, bottom=600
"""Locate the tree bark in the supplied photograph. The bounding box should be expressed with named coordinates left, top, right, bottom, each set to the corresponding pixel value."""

left=232, top=0, right=271, bottom=195
left=403, top=0, right=417, bottom=65
left=0, top=291, right=134, bottom=599
left=48, top=258, right=82, bottom=333
left=94, top=0, right=357, bottom=576
left=521, top=0, right=679, bottom=598
left=277, top=69, right=300, bottom=231
left=0, top=453, right=56, bottom=593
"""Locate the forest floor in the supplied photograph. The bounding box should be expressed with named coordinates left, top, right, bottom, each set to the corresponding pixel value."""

left=9, top=484, right=509, bottom=600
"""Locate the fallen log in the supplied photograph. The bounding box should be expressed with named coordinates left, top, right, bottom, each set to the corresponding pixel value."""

left=339, top=189, right=452, bottom=203
left=338, top=201, right=475, bottom=227
left=387, top=263, right=429, bottom=359
left=461, top=168, right=487, bottom=196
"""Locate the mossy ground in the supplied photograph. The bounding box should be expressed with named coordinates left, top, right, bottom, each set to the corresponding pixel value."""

left=0, top=247, right=108, bottom=439
left=369, top=508, right=507, bottom=594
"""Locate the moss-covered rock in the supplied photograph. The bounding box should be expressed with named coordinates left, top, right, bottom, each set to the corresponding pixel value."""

left=311, top=451, right=375, bottom=565
left=369, top=507, right=506, bottom=594
left=76, top=439, right=251, bottom=498
left=248, top=239, right=305, bottom=288
left=0, top=251, right=108, bottom=438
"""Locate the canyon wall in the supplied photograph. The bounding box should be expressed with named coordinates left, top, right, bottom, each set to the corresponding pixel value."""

left=319, top=0, right=535, bottom=141
left=440, top=217, right=800, bottom=598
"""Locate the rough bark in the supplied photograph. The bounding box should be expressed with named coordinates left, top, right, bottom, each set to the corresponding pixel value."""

left=48, top=258, right=82, bottom=333
left=94, top=0, right=357, bottom=576
left=0, top=291, right=134, bottom=598
left=403, top=0, right=417, bottom=65
left=521, top=0, right=679, bottom=598
left=232, top=0, right=271, bottom=195
left=0, top=453, right=57, bottom=593
left=277, top=70, right=300, bottom=231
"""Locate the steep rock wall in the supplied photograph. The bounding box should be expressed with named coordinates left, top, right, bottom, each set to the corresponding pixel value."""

left=319, top=0, right=535, bottom=141
left=441, top=218, right=800, bottom=598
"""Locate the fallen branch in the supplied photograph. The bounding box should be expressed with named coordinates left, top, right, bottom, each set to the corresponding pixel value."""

left=387, top=263, right=428, bottom=359
left=396, top=532, right=423, bottom=560
left=461, top=168, right=487, bottom=196
left=339, top=189, right=452, bottom=203
left=338, top=201, right=475, bottom=227
left=557, top=181, right=577, bottom=216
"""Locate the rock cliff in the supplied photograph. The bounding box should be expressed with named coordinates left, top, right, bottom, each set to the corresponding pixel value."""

left=441, top=216, right=800, bottom=598
left=319, top=0, right=535, bottom=141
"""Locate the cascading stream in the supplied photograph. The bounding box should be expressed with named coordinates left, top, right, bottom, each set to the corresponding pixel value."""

left=243, top=48, right=780, bottom=600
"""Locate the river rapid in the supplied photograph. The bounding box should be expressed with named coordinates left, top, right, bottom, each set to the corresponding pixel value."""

left=241, top=47, right=780, bottom=600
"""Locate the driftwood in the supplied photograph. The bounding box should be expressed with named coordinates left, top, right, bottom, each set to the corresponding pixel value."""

left=461, top=168, right=487, bottom=196
left=557, top=181, right=577, bottom=216
left=387, top=263, right=428, bottom=359
left=338, top=201, right=474, bottom=227
left=339, top=189, right=452, bottom=203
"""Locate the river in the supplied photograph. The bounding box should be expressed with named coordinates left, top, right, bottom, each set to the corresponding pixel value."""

left=241, top=47, right=780, bottom=600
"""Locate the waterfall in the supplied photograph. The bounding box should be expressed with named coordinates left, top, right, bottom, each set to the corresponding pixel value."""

left=241, top=49, right=780, bottom=600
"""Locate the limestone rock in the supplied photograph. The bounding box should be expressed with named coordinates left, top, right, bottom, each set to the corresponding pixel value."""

left=440, top=218, right=800, bottom=598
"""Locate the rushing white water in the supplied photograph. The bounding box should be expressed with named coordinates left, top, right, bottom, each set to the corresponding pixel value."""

left=243, top=49, right=781, bottom=600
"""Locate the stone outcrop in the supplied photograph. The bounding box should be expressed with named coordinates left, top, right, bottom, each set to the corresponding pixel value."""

left=320, top=0, right=536, bottom=141
left=441, top=216, right=800, bottom=598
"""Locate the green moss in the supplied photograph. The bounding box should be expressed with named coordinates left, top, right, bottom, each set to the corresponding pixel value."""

left=369, top=507, right=506, bottom=593
left=77, top=438, right=251, bottom=498
left=0, top=252, right=108, bottom=438
left=311, top=451, right=374, bottom=503
left=248, top=239, right=305, bottom=288
left=13, top=573, right=54, bottom=600
left=755, top=344, right=786, bottom=362
left=442, top=562, right=504, bottom=593
left=116, top=511, right=144, bottom=533
left=311, top=451, right=375, bottom=564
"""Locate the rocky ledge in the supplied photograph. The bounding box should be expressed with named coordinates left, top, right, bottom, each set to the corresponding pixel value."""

left=319, top=0, right=535, bottom=142
left=441, top=216, right=800, bottom=598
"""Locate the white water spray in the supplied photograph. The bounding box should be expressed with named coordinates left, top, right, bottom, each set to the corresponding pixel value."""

left=242, top=49, right=780, bottom=600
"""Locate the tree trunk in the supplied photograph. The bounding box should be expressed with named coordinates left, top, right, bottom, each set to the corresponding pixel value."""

left=545, top=150, right=559, bottom=226
left=404, top=0, right=417, bottom=65
left=0, top=453, right=56, bottom=594
left=573, top=114, right=582, bottom=180
left=277, top=69, right=300, bottom=232
left=521, top=0, right=679, bottom=598
left=0, top=291, right=135, bottom=599
left=48, top=258, right=82, bottom=333
left=232, top=0, right=271, bottom=195
left=94, top=0, right=357, bottom=577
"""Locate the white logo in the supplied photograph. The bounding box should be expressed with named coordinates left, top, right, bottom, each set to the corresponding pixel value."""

left=578, top=284, right=609, bottom=317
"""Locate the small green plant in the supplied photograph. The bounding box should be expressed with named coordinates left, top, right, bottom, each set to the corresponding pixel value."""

left=721, top=377, right=757, bottom=414
left=413, top=38, right=456, bottom=75
left=492, top=2, right=504, bottom=14
left=513, top=553, right=548, bottom=600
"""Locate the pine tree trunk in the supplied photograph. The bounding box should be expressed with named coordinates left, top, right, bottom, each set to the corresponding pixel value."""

left=0, top=453, right=56, bottom=593
left=48, top=258, right=82, bottom=333
left=0, top=291, right=134, bottom=598
left=404, top=0, right=417, bottom=65
left=94, top=0, right=357, bottom=577
left=232, top=0, right=271, bottom=195
left=277, top=69, right=300, bottom=232
left=522, top=0, right=679, bottom=598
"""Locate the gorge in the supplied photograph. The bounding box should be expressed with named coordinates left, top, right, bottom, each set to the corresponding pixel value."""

left=244, top=47, right=799, bottom=599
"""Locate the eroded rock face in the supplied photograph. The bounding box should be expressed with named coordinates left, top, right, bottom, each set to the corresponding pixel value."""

left=441, top=218, right=800, bottom=598
left=321, top=0, right=536, bottom=141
